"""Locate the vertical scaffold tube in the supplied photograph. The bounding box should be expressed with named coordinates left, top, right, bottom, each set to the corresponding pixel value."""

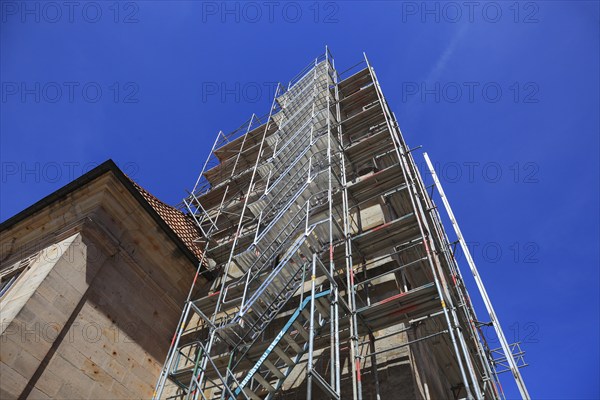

left=424, top=153, right=531, bottom=400
left=363, top=52, right=475, bottom=400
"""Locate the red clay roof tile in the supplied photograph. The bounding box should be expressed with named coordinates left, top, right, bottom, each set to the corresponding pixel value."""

left=130, top=180, right=204, bottom=261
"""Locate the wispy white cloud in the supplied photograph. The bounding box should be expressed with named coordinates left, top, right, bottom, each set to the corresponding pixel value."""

left=425, top=23, right=470, bottom=83
left=400, top=24, right=470, bottom=124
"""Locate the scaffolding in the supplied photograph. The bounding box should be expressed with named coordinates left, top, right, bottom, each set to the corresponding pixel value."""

left=153, top=49, right=530, bottom=400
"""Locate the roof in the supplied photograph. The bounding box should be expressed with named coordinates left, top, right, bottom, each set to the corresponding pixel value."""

left=0, top=160, right=204, bottom=270
left=130, top=180, right=204, bottom=261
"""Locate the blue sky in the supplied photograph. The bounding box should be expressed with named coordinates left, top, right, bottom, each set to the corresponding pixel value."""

left=1, top=1, right=598, bottom=399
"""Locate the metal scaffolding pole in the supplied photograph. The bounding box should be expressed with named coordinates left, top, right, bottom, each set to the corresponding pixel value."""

left=332, top=51, right=361, bottom=400
left=153, top=51, right=528, bottom=400
left=306, top=253, right=317, bottom=400
left=363, top=53, right=476, bottom=400
left=191, top=89, right=283, bottom=400
left=387, top=111, right=499, bottom=398
left=424, top=152, right=531, bottom=400
left=154, top=113, right=259, bottom=399
left=324, top=46, right=342, bottom=398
